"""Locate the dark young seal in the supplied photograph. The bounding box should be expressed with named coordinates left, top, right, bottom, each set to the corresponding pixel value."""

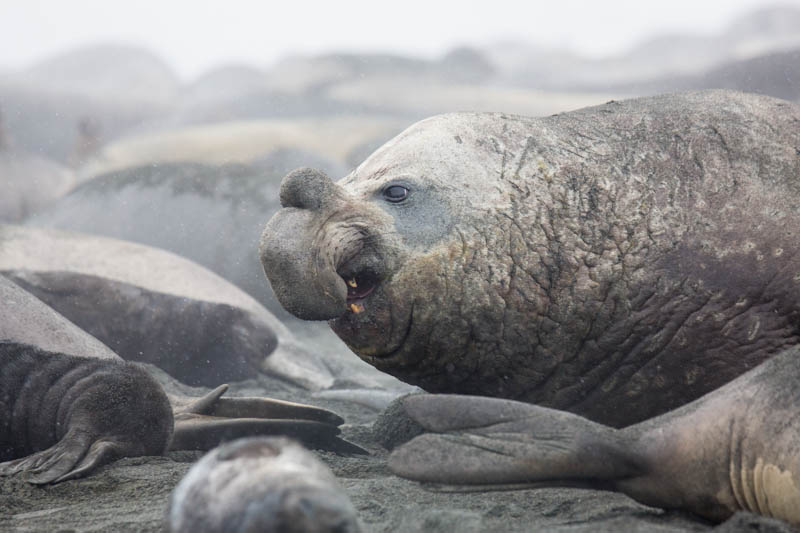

left=168, top=437, right=362, bottom=533
left=0, top=275, right=359, bottom=484
left=260, top=90, right=800, bottom=427
left=387, top=344, right=800, bottom=526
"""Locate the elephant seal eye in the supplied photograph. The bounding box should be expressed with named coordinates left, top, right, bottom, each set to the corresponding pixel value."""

left=383, top=185, right=409, bottom=203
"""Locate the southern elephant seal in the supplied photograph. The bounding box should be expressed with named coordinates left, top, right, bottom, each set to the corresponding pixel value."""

left=1, top=275, right=172, bottom=483
left=260, top=90, right=800, bottom=428
left=387, top=344, right=800, bottom=526
left=0, top=275, right=360, bottom=483
left=0, top=224, right=333, bottom=389
left=168, top=437, right=361, bottom=533
left=27, top=156, right=344, bottom=325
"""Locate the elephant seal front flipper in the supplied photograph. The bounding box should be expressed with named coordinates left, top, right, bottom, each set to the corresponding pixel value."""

left=0, top=342, right=174, bottom=484
left=0, top=275, right=173, bottom=484
left=388, top=346, right=800, bottom=525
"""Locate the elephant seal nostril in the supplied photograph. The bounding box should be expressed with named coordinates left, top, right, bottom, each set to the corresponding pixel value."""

left=279, top=167, right=338, bottom=210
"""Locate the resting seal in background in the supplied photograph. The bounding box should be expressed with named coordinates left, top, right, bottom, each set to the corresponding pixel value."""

left=168, top=437, right=361, bottom=533
left=0, top=275, right=360, bottom=484
left=260, top=90, right=800, bottom=427
left=388, top=344, right=800, bottom=525
left=0, top=224, right=334, bottom=390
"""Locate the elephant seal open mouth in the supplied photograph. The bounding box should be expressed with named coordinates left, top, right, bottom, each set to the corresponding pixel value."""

left=260, top=90, right=800, bottom=428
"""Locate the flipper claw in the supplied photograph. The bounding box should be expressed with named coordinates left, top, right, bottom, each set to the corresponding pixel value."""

left=0, top=432, right=122, bottom=485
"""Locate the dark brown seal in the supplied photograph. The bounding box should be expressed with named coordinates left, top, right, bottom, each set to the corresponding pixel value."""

left=0, top=275, right=360, bottom=483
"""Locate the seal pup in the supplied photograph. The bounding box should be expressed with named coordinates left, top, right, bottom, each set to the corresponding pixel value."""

left=387, top=344, right=800, bottom=526
left=260, top=90, right=800, bottom=427
left=168, top=437, right=362, bottom=533
left=0, top=275, right=360, bottom=484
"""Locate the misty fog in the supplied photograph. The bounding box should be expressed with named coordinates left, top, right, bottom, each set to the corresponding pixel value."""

left=2, top=2, right=800, bottom=531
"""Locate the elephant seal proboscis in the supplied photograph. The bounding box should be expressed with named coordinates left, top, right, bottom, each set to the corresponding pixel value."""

left=387, top=344, right=800, bottom=526
left=260, top=90, right=800, bottom=428
left=0, top=275, right=362, bottom=484
left=168, top=437, right=362, bottom=533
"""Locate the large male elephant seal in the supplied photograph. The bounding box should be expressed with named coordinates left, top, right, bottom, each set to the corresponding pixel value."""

left=260, top=90, right=800, bottom=428
left=0, top=275, right=358, bottom=483
left=388, top=344, right=800, bottom=526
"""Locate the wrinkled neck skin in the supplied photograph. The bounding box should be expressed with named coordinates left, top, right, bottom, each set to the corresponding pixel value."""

left=263, top=98, right=800, bottom=427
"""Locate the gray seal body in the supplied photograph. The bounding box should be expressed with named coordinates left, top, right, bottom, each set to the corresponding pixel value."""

left=260, top=90, right=800, bottom=427
left=168, top=437, right=362, bottom=533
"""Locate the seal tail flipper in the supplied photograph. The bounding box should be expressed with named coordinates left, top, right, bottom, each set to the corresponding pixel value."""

left=49, top=440, right=126, bottom=484
left=388, top=394, right=642, bottom=486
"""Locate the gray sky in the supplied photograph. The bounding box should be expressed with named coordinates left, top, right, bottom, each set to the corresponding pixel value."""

left=3, top=0, right=799, bottom=80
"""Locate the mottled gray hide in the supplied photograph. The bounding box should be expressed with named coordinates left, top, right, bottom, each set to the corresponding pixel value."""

left=261, top=90, right=800, bottom=427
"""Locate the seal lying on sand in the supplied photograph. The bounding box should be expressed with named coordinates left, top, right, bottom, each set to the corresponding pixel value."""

left=168, top=437, right=362, bottom=533
left=0, top=275, right=358, bottom=484
left=387, top=344, right=800, bottom=526
left=0, top=224, right=334, bottom=390
left=260, top=90, right=800, bottom=427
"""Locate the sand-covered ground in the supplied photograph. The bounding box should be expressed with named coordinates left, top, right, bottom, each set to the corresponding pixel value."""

left=2, top=365, right=793, bottom=533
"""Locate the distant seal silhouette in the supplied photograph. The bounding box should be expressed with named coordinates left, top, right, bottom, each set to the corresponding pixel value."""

left=168, top=437, right=362, bottom=533
left=0, top=107, right=76, bottom=222
left=260, top=90, right=800, bottom=427
left=387, top=344, right=800, bottom=526
left=0, top=275, right=360, bottom=484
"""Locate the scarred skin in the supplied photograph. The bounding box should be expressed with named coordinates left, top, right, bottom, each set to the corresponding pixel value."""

left=260, top=90, right=800, bottom=427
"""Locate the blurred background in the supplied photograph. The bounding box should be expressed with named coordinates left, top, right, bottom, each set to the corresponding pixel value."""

left=2, top=0, right=799, bottom=329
